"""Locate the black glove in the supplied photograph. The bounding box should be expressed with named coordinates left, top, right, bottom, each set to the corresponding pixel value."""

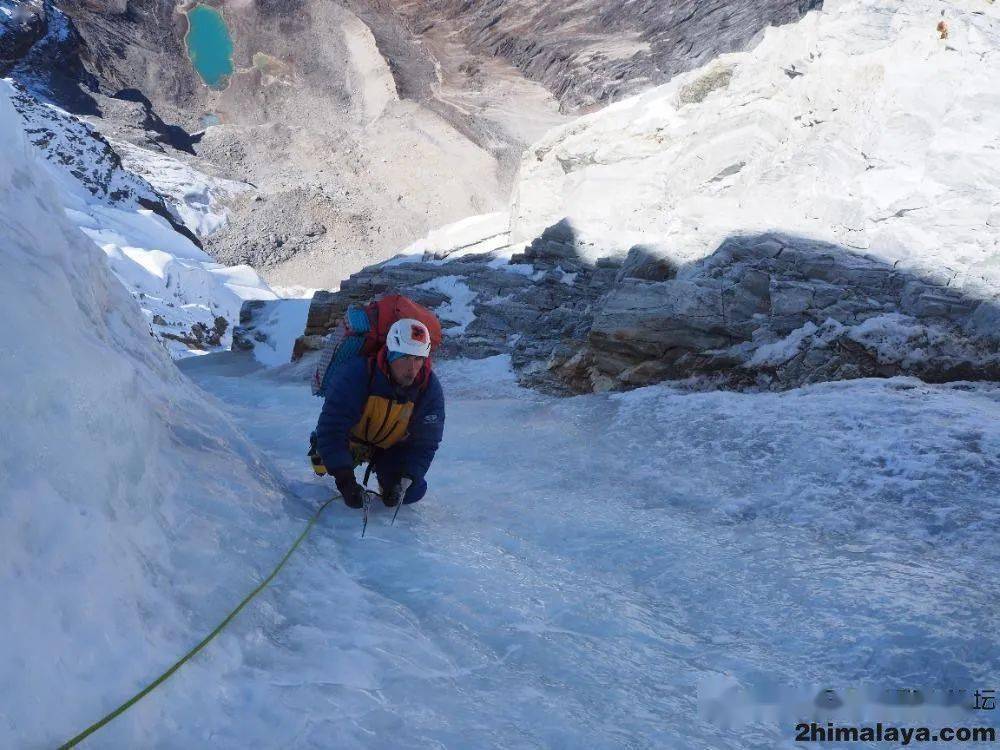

left=333, top=469, right=364, bottom=509
left=380, top=477, right=412, bottom=508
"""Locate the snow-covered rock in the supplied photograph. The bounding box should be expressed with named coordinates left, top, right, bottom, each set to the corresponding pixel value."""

left=299, top=218, right=1000, bottom=393
left=7, top=81, right=197, bottom=242
left=0, top=83, right=296, bottom=747
left=4, top=80, right=276, bottom=357
left=393, top=211, right=513, bottom=263
left=116, top=141, right=251, bottom=239
left=233, top=298, right=313, bottom=367
left=557, top=231, right=1000, bottom=391
left=511, top=0, right=1000, bottom=295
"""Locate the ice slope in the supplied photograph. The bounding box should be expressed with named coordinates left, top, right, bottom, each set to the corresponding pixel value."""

left=510, top=0, right=1000, bottom=296
left=3, top=80, right=276, bottom=357
left=0, top=84, right=311, bottom=747
left=177, top=352, right=1000, bottom=749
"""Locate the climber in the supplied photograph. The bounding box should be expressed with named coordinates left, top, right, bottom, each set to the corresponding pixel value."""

left=313, top=317, right=445, bottom=509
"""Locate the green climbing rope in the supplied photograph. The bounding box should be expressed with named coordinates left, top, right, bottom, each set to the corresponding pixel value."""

left=58, top=497, right=335, bottom=749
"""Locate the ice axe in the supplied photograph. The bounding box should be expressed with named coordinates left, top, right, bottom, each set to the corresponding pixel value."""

left=390, top=477, right=412, bottom=526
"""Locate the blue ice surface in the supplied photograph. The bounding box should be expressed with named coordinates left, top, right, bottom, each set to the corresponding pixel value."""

left=175, top=352, right=1000, bottom=748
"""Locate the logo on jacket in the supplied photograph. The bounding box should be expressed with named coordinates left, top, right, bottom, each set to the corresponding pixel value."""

left=423, top=413, right=439, bottom=423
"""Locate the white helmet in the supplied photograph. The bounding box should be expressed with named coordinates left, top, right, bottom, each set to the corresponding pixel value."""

left=386, top=318, right=431, bottom=358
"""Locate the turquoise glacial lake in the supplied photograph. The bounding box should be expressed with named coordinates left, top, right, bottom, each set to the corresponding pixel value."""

left=185, top=5, right=234, bottom=89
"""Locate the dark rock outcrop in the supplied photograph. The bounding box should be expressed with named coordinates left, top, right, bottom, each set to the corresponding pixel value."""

left=6, top=0, right=102, bottom=115
left=234, top=300, right=271, bottom=352
left=0, top=0, right=46, bottom=74
left=162, top=315, right=229, bottom=349
left=46, top=0, right=201, bottom=119
left=289, top=222, right=1000, bottom=395
left=564, top=234, right=1000, bottom=391
left=112, top=88, right=200, bottom=154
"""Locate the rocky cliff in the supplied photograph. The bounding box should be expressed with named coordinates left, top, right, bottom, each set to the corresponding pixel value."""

left=378, top=0, right=822, bottom=112
left=286, top=0, right=1000, bottom=394
left=286, top=220, right=1000, bottom=394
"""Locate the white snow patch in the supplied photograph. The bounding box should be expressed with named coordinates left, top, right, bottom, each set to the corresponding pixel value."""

left=846, top=312, right=947, bottom=366
left=558, top=269, right=578, bottom=285
left=492, top=260, right=536, bottom=276
left=747, top=312, right=958, bottom=370
left=270, top=284, right=321, bottom=299
left=381, top=251, right=427, bottom=267
left=247, top=299, right=313, bottom=367
left=749, top=321, right=822, bottom=366
left=116, top=141, right=250, bottom=237
left=416, top=275, right=478, bottom=334
left=401, top=211, right=511, bottom=260
left=76, top=197, right=276, bottom=356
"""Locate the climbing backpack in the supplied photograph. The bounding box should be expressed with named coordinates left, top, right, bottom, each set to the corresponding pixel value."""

left=310, top=293, right=443, bottom=397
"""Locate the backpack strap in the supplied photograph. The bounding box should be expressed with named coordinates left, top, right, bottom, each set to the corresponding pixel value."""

left=361, top=300, right=381, bottom=356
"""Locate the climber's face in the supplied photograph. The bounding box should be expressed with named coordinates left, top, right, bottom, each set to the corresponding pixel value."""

left=389, top=354, right=425, bottom=386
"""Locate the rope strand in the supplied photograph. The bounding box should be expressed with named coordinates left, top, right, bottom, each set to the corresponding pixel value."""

left=57, top=498, right=334, bottom=749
